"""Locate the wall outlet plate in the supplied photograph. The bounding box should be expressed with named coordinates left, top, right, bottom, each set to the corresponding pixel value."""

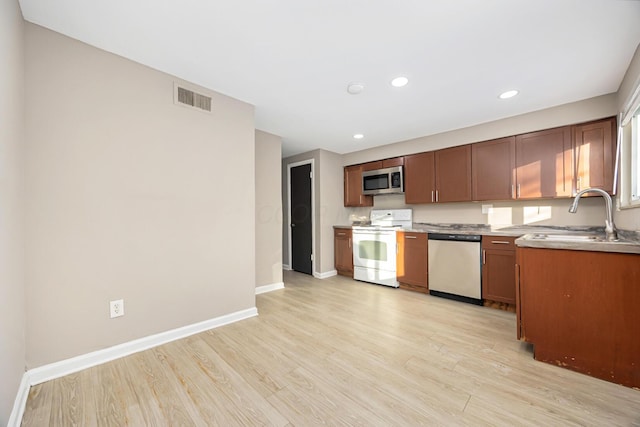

left=110, top=299, right=124, bottom=318
left=482, top=204, right=493, bottom=214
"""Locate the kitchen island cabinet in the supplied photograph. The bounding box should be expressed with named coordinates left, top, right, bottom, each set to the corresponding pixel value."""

left=516, top=247, right=640, bottom=388
left=334, top=228, right=353, bottom=277
left=396, top=231, right=428, bottom=293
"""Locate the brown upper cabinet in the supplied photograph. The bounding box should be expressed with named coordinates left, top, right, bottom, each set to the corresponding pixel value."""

left=472, top=137, right=516, bottom=201
left=344, top=164, right=374, bottom=207
left=382, top=157, right=404, bottom=167
left=361, top=160, right=383, bottom=171
left=344, top=158, right=405, bottom=207
left=404, top=146, right=471, bottom=204
left=573, top=117, right=616, bottom=195
left=345, top=117, right=616, bottom=206
left=435, top=145, right=472, bottom=202
left=404, top=152, right=436, bottom=204
left=515, top=126, right=573, bottom=199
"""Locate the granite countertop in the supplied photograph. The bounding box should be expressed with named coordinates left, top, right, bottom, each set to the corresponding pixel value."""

left=335, top=222, right=640, bottom=254
left=407, top=223, right=608, bottom=236
left=515, top=232, right=640, bottom=255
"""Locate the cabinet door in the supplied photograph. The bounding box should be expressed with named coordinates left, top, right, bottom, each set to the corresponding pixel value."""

left=482, top=249, right=516, bottom=304
left=515, top=126, right=572, bottom=198
left=397, top=232, right=428, bottom=291
left=435, top=144, right=472, bottom=202
left=404, top=152, right=435, bottom=204
left=382, top=157, right=404, bottom=167
left=472, top=137, right=516, bottom=201
left=334, top=229, right=353, bottom=275
left=344, top=165, right=373, bottom=207
left=362, top=161, right=383, bottom=171
left=482, top=236, right=516, bottom=304
left=573, top=117, right=616, bottom=194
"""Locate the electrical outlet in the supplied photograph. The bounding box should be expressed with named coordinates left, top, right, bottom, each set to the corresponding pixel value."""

left=110, top=299, right=124, bottom=318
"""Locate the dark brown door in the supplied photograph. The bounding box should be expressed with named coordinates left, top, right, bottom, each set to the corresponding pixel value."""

left=290, top=163, right=312, bottom=275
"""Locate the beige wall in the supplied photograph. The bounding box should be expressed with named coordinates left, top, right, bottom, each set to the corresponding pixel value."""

left=616, top=43, right=640, bottom=231
left=343, top=94, right=617, bottom=166
left=255, top=130, right=283, bottom=287
left=318, top=150, right=349, bottom=273
left=24, top=24, right=256, bottom=368
left=0, top=0, right=26, bottom=422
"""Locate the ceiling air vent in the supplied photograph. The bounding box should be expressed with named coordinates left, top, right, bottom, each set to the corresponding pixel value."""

left=174, top=83, right=212, bottom=113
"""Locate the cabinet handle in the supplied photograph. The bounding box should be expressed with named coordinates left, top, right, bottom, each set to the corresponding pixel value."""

left=577, top=177, right=581, bottom=191
left=431, top=190, right=434, bottom=203
left=348, top=238, right=351, bottom=249
left=491, top=240, right=511, bottom=245
left=517, top=184, right=521, bottom=198
left=482, top=249, right=486, bottom=265
left=435, top=190, right=439, bottom=202
left=406, top=236, right=417, bottom=239
left=511, top=184, right=515, bottom=199
left=337, top=232, right=346, bottom=236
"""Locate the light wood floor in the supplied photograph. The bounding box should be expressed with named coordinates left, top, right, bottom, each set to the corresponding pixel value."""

left=22, top=270, right=640, bottom=426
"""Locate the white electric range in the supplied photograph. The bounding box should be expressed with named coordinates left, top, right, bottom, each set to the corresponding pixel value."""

left=351, top=209, right=412, bottom=287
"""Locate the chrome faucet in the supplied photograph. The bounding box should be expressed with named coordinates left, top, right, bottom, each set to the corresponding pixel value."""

left=568, top=188, right=618, bottom=241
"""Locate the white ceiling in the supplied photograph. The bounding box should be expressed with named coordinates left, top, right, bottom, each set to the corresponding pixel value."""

left=19, top=0, right=640, bottom=157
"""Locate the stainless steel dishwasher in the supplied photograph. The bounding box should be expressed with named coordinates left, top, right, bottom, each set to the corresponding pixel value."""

left=428, top=233, right=482, bottom=305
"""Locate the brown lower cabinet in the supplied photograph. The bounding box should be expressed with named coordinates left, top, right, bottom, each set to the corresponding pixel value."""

left=481, top=236, right=516, bottom=306
left=396, top=231, right=428, bottom=293
left=334, top=228, right=353, bottom=277
left=516, top=247, right=640, bottom=388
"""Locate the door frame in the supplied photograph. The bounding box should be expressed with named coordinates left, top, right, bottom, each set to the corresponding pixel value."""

left=287, top=159, right=315, bottom=275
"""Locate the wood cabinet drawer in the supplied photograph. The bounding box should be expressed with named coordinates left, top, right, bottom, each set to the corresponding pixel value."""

left=481, top=236, right=517, bottom=250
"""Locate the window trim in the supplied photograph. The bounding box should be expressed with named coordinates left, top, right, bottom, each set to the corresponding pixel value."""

left=618, top=111, right=640, bottom=209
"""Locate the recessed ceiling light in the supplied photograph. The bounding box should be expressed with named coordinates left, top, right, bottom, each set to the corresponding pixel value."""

left=353, top=133, right=364, bottom=140
left=499, top=90, right=519, bottom=99
left=391, top=76, right=409, bottom=88
left=347, top=83, right=365, bottom=95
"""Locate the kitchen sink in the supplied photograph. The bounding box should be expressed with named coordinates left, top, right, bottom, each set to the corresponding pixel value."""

left=530, top=234, right=604, bottom=242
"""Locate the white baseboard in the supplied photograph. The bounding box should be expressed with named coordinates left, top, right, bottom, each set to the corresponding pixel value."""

left=282, top=264, right=291, bottom=271
left=27, top=307, right=258, bottom=386
left=7, top=373, right=30, bottom=427
left=314, top=270, right=338, bottom=279
left=255, top=282, right=285, bottom=295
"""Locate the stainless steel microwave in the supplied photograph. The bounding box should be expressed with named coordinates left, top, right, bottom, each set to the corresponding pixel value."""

left=362, top=166, right=404, bottom=195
